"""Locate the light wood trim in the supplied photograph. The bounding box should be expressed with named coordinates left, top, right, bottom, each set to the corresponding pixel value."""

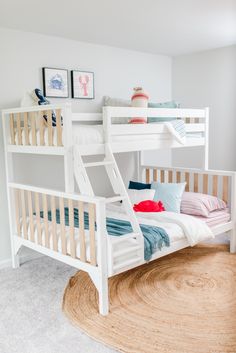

left=185, top=172, right=190, bottom=192
left=56, top=109, right=63, bottom=146
left=14, top=189, right=21, bottom=236
left=50, top=196, right=57, bottom=251
left=153, top=169, right=158, bottom=182
left=10, top=113, right=15, bottom=144
left=30, top=112, right=37, bottom=146
left=146, top=169, right=150, bottom=183
left=176, top=171, right=181, bottom=183
left=27, top=191, right=35, bottom=242
left=222, top=176, right=229, bottom=203
left=79, top=201, right=86, bottom=262
left=59, top=197, right=67, bottom=255
left=168, top=170, right=173, bottom=183
left=160, top=170, right=165, bottom=183
left=68, top=199, right=76, bottom=258
left=23, top=112, right=30, bottom=145
left=193, top=173, right=198, bottom=193
left=20, top=189, right=28, bottom=239
left=89, top=203, right=96, bottom=266
left=39, top=111, right=45, bottom=146
left=186, top=117, right=190, bottom=124
left=43, top=194, right=50, bottom=248
left=35, top=192, right=42, bottom=245
left=47, top=110, right=53, bottom=146
left=212, top=175, right=218, bottom=197
left=16, top=113, right=22, bottom=145
left=203, top=174, right=208, bottom=194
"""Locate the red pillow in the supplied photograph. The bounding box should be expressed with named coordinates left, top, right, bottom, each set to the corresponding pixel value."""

left=133, top=200, right=165, bottom=212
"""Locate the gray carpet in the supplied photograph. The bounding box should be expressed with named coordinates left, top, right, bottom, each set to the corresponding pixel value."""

left=0, top=252, right=116, bottom=353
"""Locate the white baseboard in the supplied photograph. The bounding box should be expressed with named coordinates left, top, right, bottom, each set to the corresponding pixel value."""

left=0, top=251, right=43, bottom=270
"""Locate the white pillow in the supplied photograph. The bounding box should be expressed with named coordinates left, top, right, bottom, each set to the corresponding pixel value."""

left=128, top=189, right=155, bottom=205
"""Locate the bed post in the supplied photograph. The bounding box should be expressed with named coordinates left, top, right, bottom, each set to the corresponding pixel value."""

left=229, top=172, right=236, bottom=253
left=96, top=199, right=109, bottom=315
left=204, top=107, right=209, bottom=170
left=2, top=111, right=20, bottom=268
left=63, top=103, right=74, bottom=193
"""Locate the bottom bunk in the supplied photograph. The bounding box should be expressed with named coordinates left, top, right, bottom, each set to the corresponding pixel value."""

left=7, top=166, right=236, bottom=315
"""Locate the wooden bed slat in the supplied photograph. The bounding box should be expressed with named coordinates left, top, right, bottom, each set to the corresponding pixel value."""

left=56, top=109, right=63, bottom=146
left=79, top=201, right=86, bottom=262
left=168, top=170, right=173, bottom=183
left=23, top=112, right=30, bottom=145
left=47, top=110, right=53, bottom=146
left=40, top=111, right=45, bottom=146
left=27, top=191, right=35, bottom=242
left=10, top=114, right=15, bottom=145
left=16, top=113, right=22, bottom=145
left=43, top=194, right=50, bottom=248
left=30, top=112, right=37, bottom=145
left=212, top=175, right=218, bottom=197
left=194, top=173, right=198, bottom=193
left=14, top=189, right=21, bottom=236
left=51, top=195, right=57, bottom=251
left=68, top=199, right=76, bottom=258
left=89, top=203, right=96, bottom=266
left=160, top=170, right=165, bottom=183
left=59, top=197, right=67, bottom=255
left=20, top=189, right=28, bottom=239
left=35, top=192, right=42, bottom=245
left=146, top=169, right=150, bottom=183
left=203, top=174, right=208, bottom=194
left=222, top=176, right=229, bottom=203
left=185, top=172, right=190, bottom=192
left=176, top=171, right=181, bottom=183
left=153, top=169, right=157, bottom=182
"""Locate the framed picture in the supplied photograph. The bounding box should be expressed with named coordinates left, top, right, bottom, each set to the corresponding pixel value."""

left=71, top=70, right=94, bottom=99
left=42, top=67, right=69, bottom=98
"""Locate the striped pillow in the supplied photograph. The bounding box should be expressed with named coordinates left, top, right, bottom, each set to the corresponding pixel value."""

left=181, top=192, right=227, bottom=217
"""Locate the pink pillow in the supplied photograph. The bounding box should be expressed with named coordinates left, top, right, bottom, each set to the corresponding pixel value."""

left=181, top=192, right=226, bottom=217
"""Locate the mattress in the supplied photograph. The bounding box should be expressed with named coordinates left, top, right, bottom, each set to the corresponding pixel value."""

left=16, top=125, right=203, bottom=146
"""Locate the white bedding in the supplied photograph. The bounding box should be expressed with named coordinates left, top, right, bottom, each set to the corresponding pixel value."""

left=16, top=125, right=203, bottom=146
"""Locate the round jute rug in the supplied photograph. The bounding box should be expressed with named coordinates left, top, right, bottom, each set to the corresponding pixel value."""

left=63, top=245, right=236, bottom=353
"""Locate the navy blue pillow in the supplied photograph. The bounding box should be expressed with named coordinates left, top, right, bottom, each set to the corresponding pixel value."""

left=128, top=181, right=151, bottom=190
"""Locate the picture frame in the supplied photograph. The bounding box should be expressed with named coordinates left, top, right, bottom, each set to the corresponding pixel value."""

left=42, top=67, right=69, bottom=98
left=71, top=70, right=95, bottom=99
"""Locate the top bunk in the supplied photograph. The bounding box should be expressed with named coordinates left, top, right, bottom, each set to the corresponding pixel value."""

left=2, top=103, right=209, bottom=156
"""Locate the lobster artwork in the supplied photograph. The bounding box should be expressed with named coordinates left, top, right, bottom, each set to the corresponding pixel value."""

left=79, top=75, right=90, bottom=96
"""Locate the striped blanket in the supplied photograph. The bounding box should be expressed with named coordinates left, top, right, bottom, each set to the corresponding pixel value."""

left=164, top=119, right=186, bottom=144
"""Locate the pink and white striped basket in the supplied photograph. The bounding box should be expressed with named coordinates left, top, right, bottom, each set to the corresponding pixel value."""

left=130, top=87, right=149, bottom=124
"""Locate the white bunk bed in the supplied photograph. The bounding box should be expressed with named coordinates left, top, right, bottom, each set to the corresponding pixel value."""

left=2, top=103, right=236, bottom=316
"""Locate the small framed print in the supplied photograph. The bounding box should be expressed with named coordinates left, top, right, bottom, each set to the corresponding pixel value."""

left=42, top=67, right=69, bottom=98
left=71, top=70, right=94, bottom=99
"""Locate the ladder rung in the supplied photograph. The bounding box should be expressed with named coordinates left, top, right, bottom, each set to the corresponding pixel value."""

left=110, top=232, right=140, bottom=244
left=113, top=257, right=142, bottom=272
left=105, top=196, right=126, bottom=203
left=113, top=245, right=141, bottom=258
left=84, top=161, right=113, bottom=168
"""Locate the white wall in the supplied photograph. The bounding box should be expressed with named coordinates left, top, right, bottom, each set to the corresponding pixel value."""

left=0, top=28, right=172, bottom=263
left=172, top=45, right=236, bottom=170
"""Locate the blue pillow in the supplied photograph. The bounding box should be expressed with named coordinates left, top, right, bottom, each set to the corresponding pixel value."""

left=148, top=101, right=180, bottom=123
left=129, top=181, right=151, bottom=190
left=151, top=182, right=186, bottom=213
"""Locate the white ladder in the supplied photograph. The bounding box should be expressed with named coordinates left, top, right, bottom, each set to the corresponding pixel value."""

left=73, top=143, right=144, bottom=271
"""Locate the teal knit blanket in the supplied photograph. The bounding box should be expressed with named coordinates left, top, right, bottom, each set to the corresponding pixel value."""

left=40, top=207, right=170, bottom=261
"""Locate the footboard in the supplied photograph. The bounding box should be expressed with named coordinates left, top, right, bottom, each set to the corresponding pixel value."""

left=8, top=183, right=107, bottom=270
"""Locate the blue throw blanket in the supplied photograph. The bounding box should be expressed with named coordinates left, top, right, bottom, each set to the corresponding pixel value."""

left=40, top=207, right=170, bottom=261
